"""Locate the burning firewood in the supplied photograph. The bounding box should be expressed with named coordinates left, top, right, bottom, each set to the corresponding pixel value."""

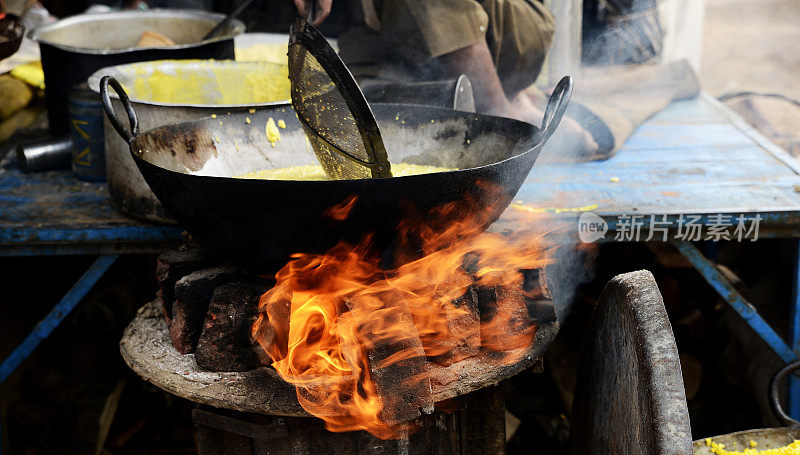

left=462, top=252, right=541, bottom=353
left=362, top=303, right=434, bottom=425
left=249, top=191, right=556, bottom=439
left=427, top=286, right=481, bottom=367
left=479, top=284, right=536, bottom=353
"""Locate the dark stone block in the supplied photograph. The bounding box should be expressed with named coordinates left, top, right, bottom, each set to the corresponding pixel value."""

left=196, top=283, right=268, bottom=372
left=523, top=268, right=557, bottom=324
left=170, top=265, right=240, bottom=354
left=156, top=248, right=216, bottom=323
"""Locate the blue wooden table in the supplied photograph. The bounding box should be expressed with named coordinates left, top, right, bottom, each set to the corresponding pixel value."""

left=513, top=93, right=800, bottom=418
left=0, top=155, right=182, bottom=384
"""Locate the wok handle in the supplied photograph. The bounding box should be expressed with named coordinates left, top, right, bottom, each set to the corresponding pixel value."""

left=99, top=76, right=139, bottom=145
left=770, top=359, right=800, bottom=427
left=536, top=76, right=573, bottom=143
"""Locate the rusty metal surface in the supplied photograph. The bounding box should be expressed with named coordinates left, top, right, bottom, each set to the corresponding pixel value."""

left=570, top=270, right=692, bottom=454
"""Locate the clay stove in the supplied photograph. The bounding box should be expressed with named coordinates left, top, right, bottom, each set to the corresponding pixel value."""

left=120, top=239, right=558, bottom=454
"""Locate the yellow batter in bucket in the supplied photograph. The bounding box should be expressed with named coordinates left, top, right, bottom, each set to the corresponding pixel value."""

left=123, top=60, right=290, bottom=105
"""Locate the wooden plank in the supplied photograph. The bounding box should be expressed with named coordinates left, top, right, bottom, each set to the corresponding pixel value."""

left=4, top=95, right=800, bottom=248
left=620, top=123, right=757, bottom=150
left=645, top=97, right=724, bottom=124
left=0, top=167, right=138, bottom=228
left=513, top=95, right=800, bottom=221
left=516, top=181, right=800, bottom=216
left=703, top=93, right=800, bottom=176
left=0, top=162, right=182, bottom=253
left=570, top=270, right=692, bottom=454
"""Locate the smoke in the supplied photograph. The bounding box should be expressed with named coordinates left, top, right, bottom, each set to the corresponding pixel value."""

left=545, top=224, right=596, bottom=322
left=502, top=208, right=596, bottom=323
left=581, top=0, right=664, bottom=66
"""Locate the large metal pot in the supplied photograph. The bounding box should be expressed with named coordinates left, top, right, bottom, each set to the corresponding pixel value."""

left=30, top=9, right=244, bottom=136
left=88, top=59, right=290, bottom=224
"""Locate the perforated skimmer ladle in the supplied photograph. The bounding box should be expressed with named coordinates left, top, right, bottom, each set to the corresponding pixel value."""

left=288, top=2, right=392, bottom=179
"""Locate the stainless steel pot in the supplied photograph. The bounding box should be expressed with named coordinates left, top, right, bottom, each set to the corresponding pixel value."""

left=30, top=9, right=244, bottom=136
left=88, top=59, right=290, bottom=224
left=693, top=359, right=800, bottom=453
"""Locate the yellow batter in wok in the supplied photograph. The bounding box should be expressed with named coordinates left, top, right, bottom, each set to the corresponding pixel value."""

left=239, top=118, right=454, bottom=180
left=236, top=163, right=454, bottom=181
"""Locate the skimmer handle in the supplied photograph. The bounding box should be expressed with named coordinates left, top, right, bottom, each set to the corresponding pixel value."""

left=306, top=0, right=316, bottom=23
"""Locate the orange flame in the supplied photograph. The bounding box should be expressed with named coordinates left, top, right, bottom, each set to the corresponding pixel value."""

left=252, top=191, right=556, bottom=439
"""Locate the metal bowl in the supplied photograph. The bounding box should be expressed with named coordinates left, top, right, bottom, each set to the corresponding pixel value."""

left=30, top=9, right=245, bottom=136
left=30, top=9, right=244, bottom=54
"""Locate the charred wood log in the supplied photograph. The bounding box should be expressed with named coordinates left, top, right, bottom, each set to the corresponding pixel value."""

left=364, top=305, right=434, bottom=425
left=478, top=285, right=536, bottom=352
left=428, top=286, right=480, bottom=367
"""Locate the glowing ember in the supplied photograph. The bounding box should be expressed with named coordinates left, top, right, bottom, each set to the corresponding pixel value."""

left=252, top=191, right=555, bottom=439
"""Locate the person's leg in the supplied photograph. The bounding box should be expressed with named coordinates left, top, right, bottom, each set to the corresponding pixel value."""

left=339, top=0, right=597, bottom=158
left=339, top=0, right=492, bottom=86
left=478, top=0, right=600, bottom=159
left=337, top=26, right=418, bottom=88
left=480, top=0, right=555, bottom=98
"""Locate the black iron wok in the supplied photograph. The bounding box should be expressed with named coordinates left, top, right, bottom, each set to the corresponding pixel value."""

left=101, top=76, right=571, bottom=272
left=0, top=14, right=24, bottom=60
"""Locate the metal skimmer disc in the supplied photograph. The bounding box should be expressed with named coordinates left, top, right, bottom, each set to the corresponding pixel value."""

left=288, top=17, right=392, bottom=179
